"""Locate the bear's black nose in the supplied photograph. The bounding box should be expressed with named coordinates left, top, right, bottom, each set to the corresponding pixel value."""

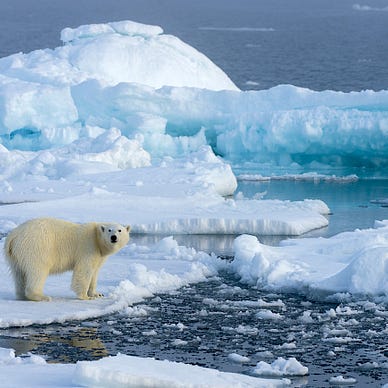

left=111, top=235, right=117, bottom=243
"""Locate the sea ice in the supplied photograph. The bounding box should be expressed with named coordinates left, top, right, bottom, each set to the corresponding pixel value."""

left=0, top=144, right=330, bottom=236
left=0, top=348, right=290, bottom=388
left=0, top=21, right=386, bottom=174
left=329, top=375, right=357, bottom=385
left=252, top=357, right=308, bottom=377
left=73, top=354, right=287, bottom=387
left=0, top=236, right=217, bottom=328
left=228, top=353, right=251, bottom=363
left=230, top=221, right=388, bottom=297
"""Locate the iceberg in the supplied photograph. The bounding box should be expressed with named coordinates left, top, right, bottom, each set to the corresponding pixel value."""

left=0, top=20, right=386, bottom=174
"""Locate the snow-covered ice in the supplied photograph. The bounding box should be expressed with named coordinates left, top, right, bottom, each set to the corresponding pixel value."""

left=0, top=349, right=289, bottom=387
left=1, top=222, right=387, bottom=326
left=0, top=236, right=217, bottom=328
left=73, top=354, right=289, bottom=387
left=0, top=144, right=330, bottom=236
left=230, top=220, right=388, bottom=297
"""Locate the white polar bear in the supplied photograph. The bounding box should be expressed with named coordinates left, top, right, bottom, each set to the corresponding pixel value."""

left=4, top=218, right=130, bottom=301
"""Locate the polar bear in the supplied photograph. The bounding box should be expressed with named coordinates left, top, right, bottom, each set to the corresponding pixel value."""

left=4, top=218, right=130, bottom=301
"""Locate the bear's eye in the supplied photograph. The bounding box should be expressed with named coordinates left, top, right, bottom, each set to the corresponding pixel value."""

left=118, top=229, right=122, bottom=233
left=108, top=229, right=112, bottom=233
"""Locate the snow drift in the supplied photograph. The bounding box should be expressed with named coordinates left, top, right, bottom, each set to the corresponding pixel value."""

left=230, top=220, right=388, bottom=297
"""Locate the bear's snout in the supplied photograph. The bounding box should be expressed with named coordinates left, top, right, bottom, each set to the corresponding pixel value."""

left=111, top=235, right=118, bottom=243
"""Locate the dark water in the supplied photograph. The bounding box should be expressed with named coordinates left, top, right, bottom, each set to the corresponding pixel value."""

left=237, top=179, right=388, bottom=239
left=1, top=273, right=387, bottom=387
left=0, top=0, right=387, bottom=92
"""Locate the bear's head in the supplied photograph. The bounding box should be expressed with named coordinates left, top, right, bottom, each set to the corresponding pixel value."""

left=99, top=223, right=130, bottom=254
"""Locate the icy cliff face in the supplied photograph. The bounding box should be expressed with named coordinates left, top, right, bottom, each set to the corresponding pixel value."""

left=0, top=20, right=387, bottom=174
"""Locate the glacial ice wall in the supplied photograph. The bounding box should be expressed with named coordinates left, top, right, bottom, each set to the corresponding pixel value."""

left=0, top=20, right=387, bottom=172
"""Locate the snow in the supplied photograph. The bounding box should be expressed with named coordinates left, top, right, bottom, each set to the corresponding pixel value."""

left=230, top=221, right=388, bottom=297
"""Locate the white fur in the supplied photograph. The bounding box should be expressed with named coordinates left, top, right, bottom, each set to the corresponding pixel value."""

left=4, top=218, right=130, bottom=301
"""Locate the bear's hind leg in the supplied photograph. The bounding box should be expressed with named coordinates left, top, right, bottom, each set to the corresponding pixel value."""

left=8, top=263, right=26, bottom=300
left=24, top=269, right=51, bottom=302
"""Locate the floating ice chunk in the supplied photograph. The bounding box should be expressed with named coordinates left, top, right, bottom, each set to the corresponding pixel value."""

left=299, top=311, right=314, bottom=323
left=275, top=343, right=296, bottom=350
left=256, top=309, right=283, bottom=320
left=172, top=339, right=188, bottom=346
left=252, top=357, right=308, bottom=377
left=74, top=354, right=287, bottom=387
left=228, top=353, right=251, bottom=363
left=353, top=4, right=388, bottom=12
left=329, top=375, right=357, bottom=385
left=0, top=348, right=46, bottom=365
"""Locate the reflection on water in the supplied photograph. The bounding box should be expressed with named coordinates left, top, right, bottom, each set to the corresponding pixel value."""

left=0, top=326, right=108, bottom=363
left=237, top=179, right=388, bottom=238
left=131, top=179, right=387, bottom=255
left=130, top=233, right=285, bottom=256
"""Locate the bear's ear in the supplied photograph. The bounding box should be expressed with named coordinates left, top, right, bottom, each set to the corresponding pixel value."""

left=100, top=225, right=105, bottom=233
left=126, top=225, right=131, bottom=233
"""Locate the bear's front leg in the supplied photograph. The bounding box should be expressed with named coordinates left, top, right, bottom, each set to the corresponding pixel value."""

left=87, top=269, right=104, bottom=299
left=72, top=263, right=94, bottom=300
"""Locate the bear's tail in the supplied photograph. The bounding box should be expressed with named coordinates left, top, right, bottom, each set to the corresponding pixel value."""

left=4, top=232, right=15, bottom=261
